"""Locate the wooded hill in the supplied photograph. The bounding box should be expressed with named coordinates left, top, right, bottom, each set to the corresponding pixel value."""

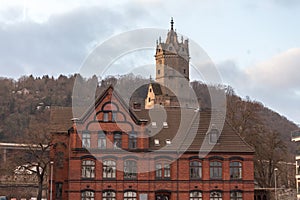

left=0, top=73, right=298, bottom=188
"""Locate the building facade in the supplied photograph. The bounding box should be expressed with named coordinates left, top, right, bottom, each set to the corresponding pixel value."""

left=292, top=130, right=300, bottom=200
left=49, top=19, right=254, bottom=200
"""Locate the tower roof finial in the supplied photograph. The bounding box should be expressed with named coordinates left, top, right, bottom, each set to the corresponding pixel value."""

left=170, top=17, right=174, bottom=30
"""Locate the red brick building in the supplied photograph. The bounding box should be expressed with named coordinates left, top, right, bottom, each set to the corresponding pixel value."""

left=49, top=19, right=254, bottom=200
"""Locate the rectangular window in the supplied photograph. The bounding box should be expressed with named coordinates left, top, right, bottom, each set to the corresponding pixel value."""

left=230, top=162, right=242, bottom=179
left=158, top=69, right=160, bottom=74
left=103, top=112, right=109, bottom=122
left=103, top=160, right=116, bottom=179
left=82, top=131, right=90, bottom=148
left=112, top=112, right=117, bottom=122
left=190, top=161, right=202, bottom=179
left=55, top=182, right=63, bottom=200
left=114, top=132, right=122, bottom=149
left=155, top=163, right=162, bottom=178
left=210, top=161, right=222, bottom=179
left=164, top=164, right=170, bottom=178
left=128, top=132, right=137, bottom=149
left=82, top=160, right=95, bottom=178
left=98, top=131, right=106, bottom=149
left=156, top=162, right=170, bottom=179
left=124, top=160, right=137, bottom=179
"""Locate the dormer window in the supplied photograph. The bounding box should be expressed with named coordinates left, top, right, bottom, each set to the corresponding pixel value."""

left=209, top=128, right=220, bottom=144
left=163, top=122, right=168, bottom=128
left=152, top=122, right=157, bottom=128
left=165, top=139, right=171, bottom=145
left=154, top=139, right=160, bottom=146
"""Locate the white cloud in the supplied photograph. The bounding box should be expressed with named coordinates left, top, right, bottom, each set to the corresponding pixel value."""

left=246, top=48, right=300, bottom=90
left=217, top=49, right=300, bottom=124
left=0, top=4, right=154, bottom=78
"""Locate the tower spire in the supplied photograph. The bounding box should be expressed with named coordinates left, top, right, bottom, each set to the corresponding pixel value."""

left=170, top=17, right=174, bottom=30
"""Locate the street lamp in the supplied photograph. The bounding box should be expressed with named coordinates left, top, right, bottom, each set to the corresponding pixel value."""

left=50, top=161, right=54, bottom=200
left=274, top=168, right=278, bottom=200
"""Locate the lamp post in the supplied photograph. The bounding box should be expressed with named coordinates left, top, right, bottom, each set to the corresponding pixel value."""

left=274, top=168, right=278, bottom=200
left=50, top=161, right=54, bottom=200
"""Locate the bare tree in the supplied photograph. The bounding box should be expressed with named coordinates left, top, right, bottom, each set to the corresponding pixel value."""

left=254, top=130, right=287, bottom=188
left=11, top=112, right=50, bottom=200
left=226, top=92, right=289, bottom=188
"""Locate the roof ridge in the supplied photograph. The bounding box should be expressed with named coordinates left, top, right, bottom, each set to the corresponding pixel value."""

left=224, top=119, right=255, bottom=152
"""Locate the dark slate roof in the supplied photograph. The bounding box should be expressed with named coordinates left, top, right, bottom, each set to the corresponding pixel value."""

left=151, top=83, right=163, bottom=95
left=134, top=108, right=254, bottom=153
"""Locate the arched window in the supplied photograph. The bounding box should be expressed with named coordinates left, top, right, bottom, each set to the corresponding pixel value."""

left=230, top=191, right=243, bottom=200
left=230, top=162, right=242, bottom=179
left=103, top=190, right=116, bottom=200
left=81, top=190, right=95, bottom=200
left=128, top=132, right=137, bottom=149
left=210, top=161, right=222, bottom=179
left=124, top=191, right=137, bottom=200
left=210, top=191, right=222, bottom=200
left=103, top=160, right=116, bottom=178
left=81, top=160, right=95, bottom=179
left=124, top=160, right=137, bottom=179
left=190, top=161, right=202, bottom=179
left=190, top=191, right=202, bottom=200
left=98, top=131, right=106, bottom=149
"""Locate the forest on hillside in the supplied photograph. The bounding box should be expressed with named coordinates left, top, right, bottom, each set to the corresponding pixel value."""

left=0, top=73, right=299, bottom=189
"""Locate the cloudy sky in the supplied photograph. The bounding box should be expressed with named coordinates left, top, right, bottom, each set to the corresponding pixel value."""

left=0, top=0, right=300, bottom=125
